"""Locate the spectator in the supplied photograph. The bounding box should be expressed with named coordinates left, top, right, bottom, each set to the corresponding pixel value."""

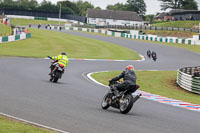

left=192, top=68, right=200, bottom=78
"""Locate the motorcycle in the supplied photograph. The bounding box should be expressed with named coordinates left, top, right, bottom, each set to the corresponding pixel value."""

left=152, top=55, right=157, bottom=61
left=147, top=50, right=151, bottom=59
left=152, top=54, right=157, bottom=61
left=101, top=81, right=141, bottom=114
left=48, top=57, right=65, bottom=83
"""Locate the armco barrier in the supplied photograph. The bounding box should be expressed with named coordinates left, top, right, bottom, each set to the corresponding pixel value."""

left=177, top=66, right=200, bottom=94
left=0, top=33, right=31, bottom=43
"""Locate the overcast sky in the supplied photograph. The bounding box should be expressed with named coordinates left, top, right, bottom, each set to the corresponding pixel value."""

left=36, top=0, right=200, bottom=15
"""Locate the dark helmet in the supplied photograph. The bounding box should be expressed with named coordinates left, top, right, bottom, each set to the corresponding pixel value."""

left=61, top=52, right=66, bottom=55
left=126, top=65, right=134, bottom=71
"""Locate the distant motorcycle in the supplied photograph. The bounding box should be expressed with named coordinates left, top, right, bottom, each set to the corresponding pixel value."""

left=101, top=81, right=141, bottom=114
left=152, top=52, right=157, bottom=61
left=48, top=57, right=65, bottom=83
left=147, top=50, right=151, bottom=58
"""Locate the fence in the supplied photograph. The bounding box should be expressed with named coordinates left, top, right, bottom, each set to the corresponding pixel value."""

left=94, top=25, right=199, bottom=33
left=0, top=9, right=86, bottom=23
left=177, top=66, right=200, bottom=94
left=0, top=33, right=31, bottom=43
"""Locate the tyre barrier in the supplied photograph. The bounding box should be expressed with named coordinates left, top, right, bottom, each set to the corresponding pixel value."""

left=177, top=66, right=200, bottom=94
left=0, top=33, right=31, bottom=43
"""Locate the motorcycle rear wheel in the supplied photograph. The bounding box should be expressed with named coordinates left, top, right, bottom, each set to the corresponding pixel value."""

left=53, top=71, right=61, bottom=83
left=119, top=94, right=134, bottom=114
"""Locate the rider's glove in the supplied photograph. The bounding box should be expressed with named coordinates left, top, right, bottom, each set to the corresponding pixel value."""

left=48, top=56, right=52, bottom=59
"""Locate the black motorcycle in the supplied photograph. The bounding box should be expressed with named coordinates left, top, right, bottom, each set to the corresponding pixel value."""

left=48, top=57, right=65, bottom=83
left=101, top=81, right=141, bottom=114
left=147, top=50, right=151, bottom=59
left=152, top=54, right=157, bottom=61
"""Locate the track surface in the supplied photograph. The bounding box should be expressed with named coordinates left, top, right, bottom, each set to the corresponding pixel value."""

left=0, top=29, right=200, bottom=133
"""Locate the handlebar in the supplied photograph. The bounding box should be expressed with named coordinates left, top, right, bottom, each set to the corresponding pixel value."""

left=47, top=56, right=52, bottom=59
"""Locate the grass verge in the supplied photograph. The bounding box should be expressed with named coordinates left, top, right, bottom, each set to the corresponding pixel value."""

left=10, top=18, right=65, bottom=26
left=91, top=71, right=200, bottom=105
left=0, top=23, right=12, bottom=36
left=151, top=21, right=200, bottom=28
left=0, top=28, right=140, bottom=60
left=142, top=30, right=198, bottom=38
left=0, top=115, right=55, bottom=133
left=6, top=18, right=200, bottom=54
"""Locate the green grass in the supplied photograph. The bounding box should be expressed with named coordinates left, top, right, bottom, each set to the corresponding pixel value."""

left=11, top=18, right=65, bottom=26
left=142, top=30, right=198, bottom=38
left=0, top=28, right=140, bottom=60
left=6, top=18, right=200, bottom=54
left=91, top=71, right=200, bottom=105
left=151, top=21, right=200, bottom=28
left=0, top=115, right=55, bottom=133
left=0, top=23, right=12, bottom=36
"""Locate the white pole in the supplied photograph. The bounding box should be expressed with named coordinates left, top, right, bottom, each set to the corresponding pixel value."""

left=59, top=3, right=61, bottom=27
left=199, top=22, right=200, bottom=40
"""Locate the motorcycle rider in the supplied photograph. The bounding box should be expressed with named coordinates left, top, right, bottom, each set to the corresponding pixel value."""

left=109, top=65, right=138, bottom=94
left=48, top=52, right=69, bottom=76
left=151, top=51, right=157, bottom=61
left=147, top=49, right=151, bottom=58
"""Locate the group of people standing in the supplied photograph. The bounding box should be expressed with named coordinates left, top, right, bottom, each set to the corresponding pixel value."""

left=193, top=67, right=200, bottom=78
left=147, top=49, right=157, bottom=61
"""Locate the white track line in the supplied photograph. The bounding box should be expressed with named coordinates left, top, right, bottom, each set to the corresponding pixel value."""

left=84, top=71, right=200, bottom=112
left=0, top=112, right=69, bottom=133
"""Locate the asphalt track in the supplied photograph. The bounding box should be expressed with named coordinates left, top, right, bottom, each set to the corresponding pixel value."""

left=0, top=28, right=200, bottom=133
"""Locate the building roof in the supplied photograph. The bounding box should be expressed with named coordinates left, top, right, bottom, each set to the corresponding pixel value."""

left=87, top=9, right=143, bottom=21
left=154, top=12, right=167, bottom=19
left=169, top=9, right=185, bottom=14
left=169, top=9, right=200, bottom=15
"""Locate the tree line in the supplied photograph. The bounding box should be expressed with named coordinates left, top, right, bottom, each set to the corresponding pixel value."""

left=0, top=0, right=198, bottom=17
left=0, top=0, right=99, bottom=16
left=107, top=0, right=198, bottom=15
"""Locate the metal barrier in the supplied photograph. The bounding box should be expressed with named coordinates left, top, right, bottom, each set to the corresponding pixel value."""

left=177, top=67, right=200, bottom=94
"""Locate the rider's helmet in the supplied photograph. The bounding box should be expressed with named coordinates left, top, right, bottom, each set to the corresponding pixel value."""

left=61, top=52, right=66, bottom=55
left=126, top=65, right=134, bottom=71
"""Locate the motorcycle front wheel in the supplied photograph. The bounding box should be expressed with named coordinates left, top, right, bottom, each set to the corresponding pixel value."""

left=119, top=94, right=134, bottom=114
left=101, top=93, right=112, bottom=109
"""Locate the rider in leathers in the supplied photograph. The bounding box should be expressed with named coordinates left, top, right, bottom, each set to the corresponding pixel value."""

left=109, top=65, right=138, bottom=93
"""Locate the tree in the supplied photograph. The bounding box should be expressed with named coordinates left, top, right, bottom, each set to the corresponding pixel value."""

left=38, top=0, right=58, bottom=12
left=182, top=0, right=198, bottom=10
left=95, top=6, right=101, bottom=10
left=158, top=0, right=198, bottom=10
left=126, top=0, right=146, bottom=16
left=106, top=3, right=127, bottom=11
left=58, top=0, right=79, bottom=15
left=144, top=14, right=154, bottom=23
left=17, top=0, right=38, bottom=10
left=28, top=0, right=38, bottom=10
left=76, top=0, right=94, bottom=16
